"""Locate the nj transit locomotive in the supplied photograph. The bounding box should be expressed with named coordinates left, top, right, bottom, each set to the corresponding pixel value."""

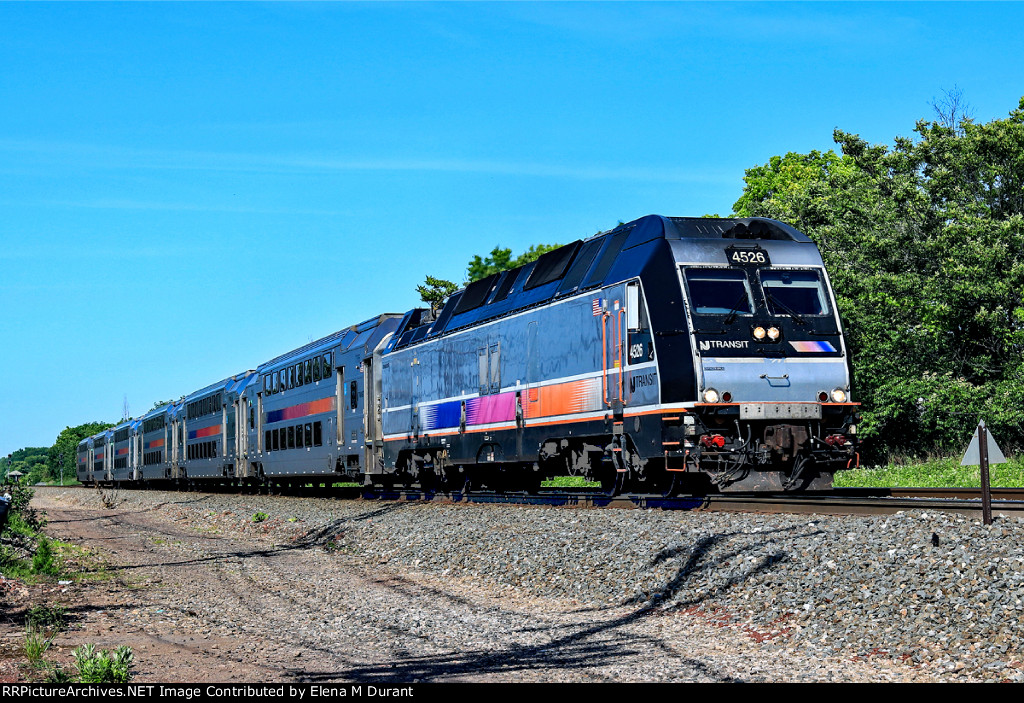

left=77, top=215, right=859, bottom=495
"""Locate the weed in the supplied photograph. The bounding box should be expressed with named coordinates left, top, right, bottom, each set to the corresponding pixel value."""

left=74, top=643, right=134, bottom=683
left=43, top=664, right=73, bottom=683
left=834, top=453, right=1024, bottom=488
left=32, top=536, right=61, bottom=576
left=5, top=485, right=45, bottom=533
left=3, top=512, right=37, bottom=539
left=0, top=543, right=32, bottom=579
left=27, top=604, right=67, bottom=632
left=97, top=487, right=123, bottom=509
left=252, top=512, right=268, bottom=523
left=24, top=625, right=55, bottom=665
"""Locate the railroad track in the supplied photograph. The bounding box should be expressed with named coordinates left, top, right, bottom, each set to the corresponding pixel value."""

left=65, top=482, right=1024, bottom=519
left=356, top=485, right=1024, bottom=519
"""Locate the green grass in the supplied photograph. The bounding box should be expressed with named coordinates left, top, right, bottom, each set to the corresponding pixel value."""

left=541, top=475, right=601, bottom=488
left=0, top=545, right=33, bottom=580
left=55, top=542, right=116, bottom=583
left=32, top=536, right=60, bottom=576
left=835, top=454, right=1024, bottom=488
left=24, top=626, right=55, bottom=666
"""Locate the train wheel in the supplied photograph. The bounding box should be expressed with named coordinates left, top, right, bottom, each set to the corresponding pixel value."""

left=596, top=452, right=625, bottom=496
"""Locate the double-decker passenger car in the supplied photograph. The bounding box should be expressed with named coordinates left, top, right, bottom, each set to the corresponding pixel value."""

left=137, top=403, right=175, bottom=481
left=244, top=314, right=403, bottom=488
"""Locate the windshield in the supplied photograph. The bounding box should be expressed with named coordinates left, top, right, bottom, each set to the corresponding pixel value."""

left=683, top=268, right=753, bottom=315
left=760, top=270, right=829, bottom=316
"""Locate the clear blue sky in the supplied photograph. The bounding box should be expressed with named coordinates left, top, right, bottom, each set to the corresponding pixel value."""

left=2, top=2, right=1022, bottom=455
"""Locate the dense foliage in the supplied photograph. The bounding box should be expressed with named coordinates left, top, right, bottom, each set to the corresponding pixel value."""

left=466, top=243, right=562, bottom=283
left=3, top=447, right=48, bottom=483
left=44, top=422, right=114, bottom=485
left=733, top=97, right=1024, bottom=459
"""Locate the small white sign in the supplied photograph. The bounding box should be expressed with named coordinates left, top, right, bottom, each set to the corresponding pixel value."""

left=961, top=420, right=1007, bottom=466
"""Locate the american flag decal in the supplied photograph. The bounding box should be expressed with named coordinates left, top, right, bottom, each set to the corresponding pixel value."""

left=592, top=298, right=604, bottom=316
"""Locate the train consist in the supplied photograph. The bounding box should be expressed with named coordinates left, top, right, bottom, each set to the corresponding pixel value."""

left=77, top=215, right=859, bottom=495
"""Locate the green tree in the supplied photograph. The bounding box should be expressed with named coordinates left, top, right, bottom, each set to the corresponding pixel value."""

left=466, top=243, right=562, bottom=283
left=418, top=242, right=565, bottom=312
left=416, top=275, right=459, bottom=314
left=3, top=447, right=49, bottom=484
left=47, top=422, right=114, bottom=485
left=733, top=96, right=1024, bottom=458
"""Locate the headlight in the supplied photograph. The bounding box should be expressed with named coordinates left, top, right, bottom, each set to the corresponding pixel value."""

left=767, top=326, right=781, bottom=340
left=831, top=388, right=847, bottom=403
left=703, top=388, right=719, bottom=403
left=753, top=326, right=766, bottom=340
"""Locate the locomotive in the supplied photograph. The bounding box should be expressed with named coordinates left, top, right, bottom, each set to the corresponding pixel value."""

left=77, top=215, right=859, bottom=495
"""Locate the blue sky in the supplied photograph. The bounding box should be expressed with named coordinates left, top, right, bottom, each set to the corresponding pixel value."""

left=2, top=2, right=1022, bottom=455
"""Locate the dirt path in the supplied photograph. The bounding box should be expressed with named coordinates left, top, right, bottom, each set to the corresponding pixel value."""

left=4, top=493, right=287, bottom=681
left=12, top=490, right=696, bottom=682
left=0, top=488, right=949, bottom=683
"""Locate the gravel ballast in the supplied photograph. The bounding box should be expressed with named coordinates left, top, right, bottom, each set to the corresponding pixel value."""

left=35, top=487, right=1024, bottom=682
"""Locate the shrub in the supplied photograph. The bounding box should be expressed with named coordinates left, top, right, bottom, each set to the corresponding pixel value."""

left=27, top=604, right=67, bottom=632
left=74, top=643, right=134, bottom=683
left=8, top=485, right=45, bottom=532
left=43, top=664, right=73, bottom=683
left=32, top=536, right=60, bottom=576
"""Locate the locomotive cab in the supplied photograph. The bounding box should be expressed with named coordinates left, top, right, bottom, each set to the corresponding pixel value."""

left=665, top=219, right=858, bottom=491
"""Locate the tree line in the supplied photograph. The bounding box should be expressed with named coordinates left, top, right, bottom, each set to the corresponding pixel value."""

left=732, top=95, right=1024, bottom=460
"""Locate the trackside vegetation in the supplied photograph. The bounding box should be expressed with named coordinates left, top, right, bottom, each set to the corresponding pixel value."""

left=0, top=484, right=135, bottom=682
left=834, top=456, right=1024, bottom=489
left=731, top=94, right=1024, bottom=464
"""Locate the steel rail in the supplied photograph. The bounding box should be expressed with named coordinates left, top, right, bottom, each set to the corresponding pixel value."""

left=66, top=482, right=1024, bottom=519
left=360, top=487, right=1024, bottom=519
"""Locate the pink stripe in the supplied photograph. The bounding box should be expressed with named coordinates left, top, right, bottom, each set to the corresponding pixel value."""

left=466, top=393, right=516, bottom=424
